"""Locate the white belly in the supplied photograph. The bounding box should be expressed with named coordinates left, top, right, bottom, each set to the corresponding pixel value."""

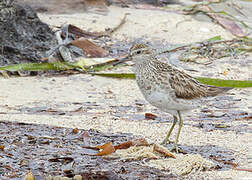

left=140, top=87, right=197, bottom=116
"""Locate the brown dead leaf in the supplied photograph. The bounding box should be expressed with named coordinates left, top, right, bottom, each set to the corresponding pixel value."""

left=5, top=165, right=11, bottom=170
left=72, top=128, right=78, bottom=134
left=145, top=113, right=158, bottom=120
left=0, top=145, right=5, bottom=151
left=95, top=142, right=115, bottom=156
left=71, top=37, right=109, bottom=58
left=114, top=138, right=150, bottom=150
left=67, top=14, right=126, bottom=38
left=200, top=5, right=245, bottom=37
left=153, top=144, right=175, bottom=158
left=68, top=24, right=101, bottom=38
left=114, top=141, right=133, bottom=150
left=212, top=15, right=245, bottom=37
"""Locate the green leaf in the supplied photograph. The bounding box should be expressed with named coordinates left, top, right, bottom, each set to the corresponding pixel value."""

left=207, top=35, right=222, bottom=42
left=91, top=73, right=252, bottom=88
left=196, top=77, right=252, bottom=88
left=0, top=58, right=116, bottom=72
left=91, top=72, right=135, bottom=79
left=0, top=62, right=61, bottom=71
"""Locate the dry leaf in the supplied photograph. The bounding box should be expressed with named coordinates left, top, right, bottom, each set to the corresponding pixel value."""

left=5, top=165, right=11, bottom=170
left=200, top=5, right=245, bottom=37
left=145, top=113, right=158, bottom=120
left=153, top=144, right=175, bottom=158
left=95, top=142, right=115, bottom=156
left=72, top=128, right=78, bottom=134
left=0, top=145, right=5, bottom=151
left=114, top=141, right=133, bottom=150
left=211, top=15, right=245, bottom=37
left=71, top=37, right=109, bottom=58
left=68, top=24, right=100, bottom=38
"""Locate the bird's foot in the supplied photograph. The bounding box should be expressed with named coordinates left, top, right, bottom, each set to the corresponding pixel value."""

left=160, top=138, right=173, bottom=145
left=169, top=144, right=183, bottom=153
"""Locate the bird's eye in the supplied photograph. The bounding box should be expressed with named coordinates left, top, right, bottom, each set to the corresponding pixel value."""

left=136, top=50, right=141, bottom=54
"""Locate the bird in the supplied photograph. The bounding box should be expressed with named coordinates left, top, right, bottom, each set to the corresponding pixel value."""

left=115, top=43, right=232, bottom=153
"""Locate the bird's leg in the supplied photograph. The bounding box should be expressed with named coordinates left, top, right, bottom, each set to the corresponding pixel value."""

left=161, top=115, right=178, bottom=145
left=170, top=110, right=183, bottom=153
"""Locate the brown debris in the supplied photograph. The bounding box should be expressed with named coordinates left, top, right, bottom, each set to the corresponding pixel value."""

left=114, top=141, right=133, bottom=150
left=153, top=144, right=176, bottom=158
left=95, top=142, right=116, bottom=156
left=145, top=113, right=158, bottom=120
left=0, top=144, right=5, bottom=151
left=72, top=128, right=79, bottom=134
left=71, top=38, right=109, bottom=57
left=0, top=121, right=174, bottom=179
left=209, top=156, right=238, bottom=168
left=114, top=138, right=149, bottom=150
left=184, top=5, right=246, bottom=37
left=67, top=14, right=127, bottom=39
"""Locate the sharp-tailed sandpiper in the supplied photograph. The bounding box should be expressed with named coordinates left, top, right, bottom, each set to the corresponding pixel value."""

left=115, top=43, right=232, bottom=152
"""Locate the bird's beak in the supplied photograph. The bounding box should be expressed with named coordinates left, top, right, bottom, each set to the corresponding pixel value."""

left=113, top=54, right=131, bottom=66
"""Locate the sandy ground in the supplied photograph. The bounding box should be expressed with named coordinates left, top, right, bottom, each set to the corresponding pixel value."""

left=1, top=5, right=252, bottom=179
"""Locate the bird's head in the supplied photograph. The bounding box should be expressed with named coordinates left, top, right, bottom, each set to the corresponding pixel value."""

left=129, top=43, right=151, bottom=57
left=113, top=43, right=151, bottom=66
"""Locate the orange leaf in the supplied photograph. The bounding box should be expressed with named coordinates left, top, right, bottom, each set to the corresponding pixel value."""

left=0, top=145, right=5, bottom=151
left=95, top=142, right=115, bottom=156
left=72, top=128, right=78, bottom=134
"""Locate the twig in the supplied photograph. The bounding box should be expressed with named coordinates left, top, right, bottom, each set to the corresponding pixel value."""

left=96, top=13, right=127, bottom=38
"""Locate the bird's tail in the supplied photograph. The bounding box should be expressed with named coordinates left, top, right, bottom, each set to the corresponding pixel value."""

left=206, top=86, right=233, bottom=97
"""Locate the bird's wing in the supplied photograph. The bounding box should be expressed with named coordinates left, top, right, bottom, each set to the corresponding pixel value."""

left=160, top=65, right=232, bottom=99
left=165, top=67, right=208, bottom=99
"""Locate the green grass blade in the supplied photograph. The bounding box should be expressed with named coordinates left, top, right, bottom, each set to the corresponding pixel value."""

left=207, top=35, right=222, bottom=42
left=196, top=77, right=252, bottom=88
left=0, top=62, right=77, bottom=71
left=91, top=73, right=252, bottom=88
left=91, top=72, right=135, bottom=79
